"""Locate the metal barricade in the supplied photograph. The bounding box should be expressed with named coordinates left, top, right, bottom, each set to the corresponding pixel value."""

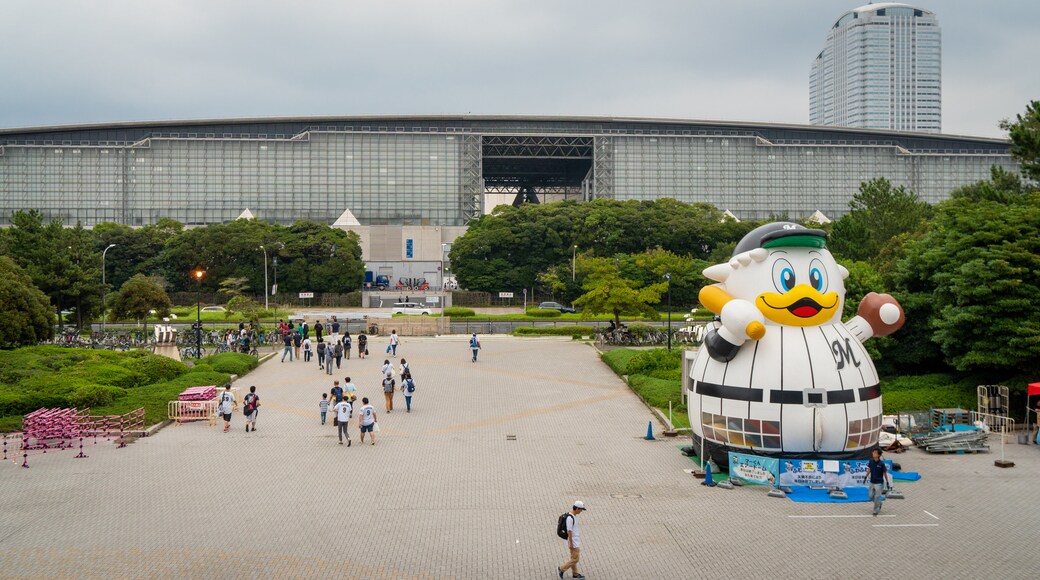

left=971, top=410, right=1016, bottom=443
left=168, top=400, right=218, bottom=425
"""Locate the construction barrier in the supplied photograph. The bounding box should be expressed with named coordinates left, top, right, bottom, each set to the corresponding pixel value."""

left=971, top=410, right=1016, bottom=443
left=168, top=400, right=219, bottom=425
left=3, top=407, right=145, bottom=468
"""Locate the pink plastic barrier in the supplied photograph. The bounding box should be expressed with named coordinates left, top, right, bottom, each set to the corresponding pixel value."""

left=3, top=407, right=146, bottom=468
left=178, top=386, right=217, bottom=401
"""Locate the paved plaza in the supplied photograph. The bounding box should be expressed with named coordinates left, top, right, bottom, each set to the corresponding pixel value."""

left=2, top=336, right=1038, bottom=579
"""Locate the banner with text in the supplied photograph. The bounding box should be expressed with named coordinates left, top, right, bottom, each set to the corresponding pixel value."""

left=728, top=452, right=779, bottom=485
left=778, top=459, right=895, bottom=488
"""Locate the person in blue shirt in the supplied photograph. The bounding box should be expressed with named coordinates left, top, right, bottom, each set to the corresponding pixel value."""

left=866, top=448, right=890, bottom=516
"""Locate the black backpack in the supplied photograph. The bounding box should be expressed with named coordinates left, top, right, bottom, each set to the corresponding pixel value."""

left=556, top=513, right=572, bottom=540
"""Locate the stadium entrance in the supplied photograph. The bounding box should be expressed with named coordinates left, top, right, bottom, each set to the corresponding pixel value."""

left=481, top=135, right=592, bottom=208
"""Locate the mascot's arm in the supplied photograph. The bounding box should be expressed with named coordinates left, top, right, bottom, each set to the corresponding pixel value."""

left=699, top=285, right=766, bottom=362
left=845, top=292, right=905, bottom=343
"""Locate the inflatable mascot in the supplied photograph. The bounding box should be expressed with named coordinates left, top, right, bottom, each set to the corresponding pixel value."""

left=688, top=222, right=904, bottom=465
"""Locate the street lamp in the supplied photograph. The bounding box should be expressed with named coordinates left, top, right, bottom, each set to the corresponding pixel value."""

left=663, top=272, right=672, bottom=351
left=193, top=269, right=204, bottom=358
left=572, top=245, right=577, bottom=282
left=101, top=244, right=116, bottom=332
left=259, top=245, right=269, bottom=310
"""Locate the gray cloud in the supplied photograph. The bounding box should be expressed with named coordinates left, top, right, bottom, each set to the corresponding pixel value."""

left=0, top=0, right=1036, bottom=137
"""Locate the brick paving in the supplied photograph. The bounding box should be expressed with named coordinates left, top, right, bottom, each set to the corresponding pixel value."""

left=1, top=336, right=1038, bottom=579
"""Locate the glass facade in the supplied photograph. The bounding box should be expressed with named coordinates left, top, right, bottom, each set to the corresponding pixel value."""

left=0, top=117, right=1016, bottom=227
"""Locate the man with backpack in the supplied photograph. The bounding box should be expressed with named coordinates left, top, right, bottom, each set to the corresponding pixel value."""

left=470, top=333, right=481, bottom=363
left=316, top=339, right=327, bottom=370
left=243, top=386, right=260, bottom=432
left=557, top=501, right=587, bottom=579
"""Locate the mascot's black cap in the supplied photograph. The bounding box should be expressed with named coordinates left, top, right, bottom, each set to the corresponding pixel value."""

left=732, top=222, right=828, bottom=256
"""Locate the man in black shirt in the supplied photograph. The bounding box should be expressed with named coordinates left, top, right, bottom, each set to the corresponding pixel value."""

left=866, top=448, right=890, bottom=516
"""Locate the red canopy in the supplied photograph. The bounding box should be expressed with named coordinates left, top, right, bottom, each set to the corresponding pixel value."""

left=1030, top=383, right=1040, bottom=396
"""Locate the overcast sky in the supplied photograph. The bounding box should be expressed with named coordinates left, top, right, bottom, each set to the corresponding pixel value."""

left=1, top=1, right=1036, bottom=137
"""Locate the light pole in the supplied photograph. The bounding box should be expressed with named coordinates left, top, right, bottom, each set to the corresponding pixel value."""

left=572, top=245, right=577, bottom=282
left=101, top=244, right=116, bottom=332
left=664, top=272, right=672, bottom=351
left=194, top=269, right=204, bottom=358
left=259, top=245, right=269, bottom=310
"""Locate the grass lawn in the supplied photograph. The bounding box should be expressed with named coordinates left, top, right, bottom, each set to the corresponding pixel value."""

left=0, top=347, right=260, bottom=433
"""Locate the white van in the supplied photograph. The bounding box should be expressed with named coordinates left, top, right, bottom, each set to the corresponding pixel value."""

left=392, top=302, right=432, bottom=315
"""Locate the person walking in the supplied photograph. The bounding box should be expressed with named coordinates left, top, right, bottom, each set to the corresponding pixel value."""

left=281, top=331, right=293, bottom=362
left=316, top=339, right=327, bottom=370
left=402, top=371, right=416, bottom=413
left=303, top=336, right=313, bottom=362
left=319, top=393, right=330, bottom=425
left=469, top=333, right=481, bottom=363
left=324, top=341, right=335, bottom=375
left=381, top=359, right=394, bottom=380
left=243, top=386, right=260, bottom=432
left=330, top=380, right=344, bottom=404
left=315, top=319, right=324, bottom=342
left=344, top=377, right=357, bottom=403
left=333, top=396, right=352, bottom=446
left=342, top=331, right=352, bottom=360
left=357, top=332, right=368, bottom=359
left=382, top=374, right=396, bottom=413
left=330, top=317, right=340, bottom=338
left=866, top=448, right=890, bottom=516
left=558, top=501, right=587, bottom=579
left=388, top=330, right=400, bottom=357
left=292, top=330, right=302, bottom=360
left=302, top=320, right=309, bottom=340
left=334, top=339, right=344, bottom=370
left=217, top=385, right=235, bottom=433
left=398, top=358, right=410, bottom=379
left=358, top=397, right=377, bottom=445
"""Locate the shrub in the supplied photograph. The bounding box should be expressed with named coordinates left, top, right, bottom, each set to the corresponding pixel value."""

left=627, top=348, right=683, bottom=381
left=601, top=349, right=641, bottom=375
left=444, top=307, right=476, bottom=318
left=74, top=363, right=145, bottom=389
left=199, top=353, right=258, bottom=376
left=191, top=363, right=215, bottom=374
left=70, top=384, right=127, bottom=408
left=525, top=308, right=562, bottom=318
left=513, top=326, right=594, bottom=337
left=126, top=355, right=188, bottom=383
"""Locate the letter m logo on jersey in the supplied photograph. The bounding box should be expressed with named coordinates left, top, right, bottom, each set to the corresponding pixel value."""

left=831, top=337, right=862, bottom=370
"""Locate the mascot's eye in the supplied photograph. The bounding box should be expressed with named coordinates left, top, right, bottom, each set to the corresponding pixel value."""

left=772, top=259, right=796, bottom=293
left=808, top=259, right=828, bottom=293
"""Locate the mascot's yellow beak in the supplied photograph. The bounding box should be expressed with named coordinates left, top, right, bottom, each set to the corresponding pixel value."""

left=755, top=285, right=840, bottom=326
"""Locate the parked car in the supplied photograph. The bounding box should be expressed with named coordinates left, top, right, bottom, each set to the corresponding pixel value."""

left=538, top=301, right=575, bottom=314
left=392, top=302, right=432, bottom=315
left=200, top=306, right=227, bottom=313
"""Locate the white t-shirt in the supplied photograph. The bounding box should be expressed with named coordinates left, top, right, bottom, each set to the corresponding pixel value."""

left=334, top=401, right=352, bottom=422
left=566, top=514, right=581, bottom=548
left=381, top=362, right=394, bottom=377
left=303, top=338, right=312, bottom=351
left=217, top=391, right=235, bottom=415
left=390, top=334, right=399, bottom=346
left=359, top=404, right=376, bottom=426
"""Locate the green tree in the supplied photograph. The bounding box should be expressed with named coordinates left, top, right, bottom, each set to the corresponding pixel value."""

left=226, top=295, right=264, bottom=328
left=1000, top=100, right=1040, bottom=181
left=111, top=275, right=173, bottom=326
left=0, top=256, right=54, bottom=346
left=890, top=175, right=1040, bottom=375
left=829, top=178, right=933, bottom=264
left=573, top=256, right=667, bottom=327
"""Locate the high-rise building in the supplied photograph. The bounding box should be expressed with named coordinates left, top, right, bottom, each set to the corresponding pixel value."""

left=811, top=3, right=941, bottom=133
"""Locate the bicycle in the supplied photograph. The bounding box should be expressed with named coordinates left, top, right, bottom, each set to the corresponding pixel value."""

left=180, top=345, right=207, bottom=359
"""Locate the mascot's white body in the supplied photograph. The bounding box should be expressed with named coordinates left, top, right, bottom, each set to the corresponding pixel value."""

left=688, top=223, right=904, bottom=463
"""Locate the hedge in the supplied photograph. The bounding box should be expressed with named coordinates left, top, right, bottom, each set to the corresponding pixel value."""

left=524, top=308, right=562, bottom=318
left=444, top=307, right=476, bottom=318
left=198, top=352, right=259, bottom=376
left=513, top=326, right=595, bottom=337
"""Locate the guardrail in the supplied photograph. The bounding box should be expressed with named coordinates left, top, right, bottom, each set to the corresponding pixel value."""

left=168, top=400, right=219, bottom=425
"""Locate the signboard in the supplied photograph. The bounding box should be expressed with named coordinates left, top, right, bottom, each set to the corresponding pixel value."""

left=406, top=238, right=413, bottom=259
left=428, top=296, right=440, bottom=303
left=779, top=458, right=894, bottom=488
left=728, top=452, right=779, bottom=485
left=498, top=292, right=514, bottom=298
left=271, top=284, right=278, bottom=296
left=299, top=292, right=314, bottom=299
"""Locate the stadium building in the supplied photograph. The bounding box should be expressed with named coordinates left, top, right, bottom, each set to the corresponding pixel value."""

left=0, top=116, right=1017, bottom=286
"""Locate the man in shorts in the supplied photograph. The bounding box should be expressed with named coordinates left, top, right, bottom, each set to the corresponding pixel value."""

left=217, top=384, right=235, bottom=433
left=358, top=397, right=377, bottom=445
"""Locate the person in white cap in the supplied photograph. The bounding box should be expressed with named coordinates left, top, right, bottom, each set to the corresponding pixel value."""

left=558, top=501, right=586, bottom=579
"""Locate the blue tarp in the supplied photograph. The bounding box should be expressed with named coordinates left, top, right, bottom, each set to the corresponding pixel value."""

left=786, top=487, right=878, bottom=503
left=892, top=471, right=921, bottom=481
